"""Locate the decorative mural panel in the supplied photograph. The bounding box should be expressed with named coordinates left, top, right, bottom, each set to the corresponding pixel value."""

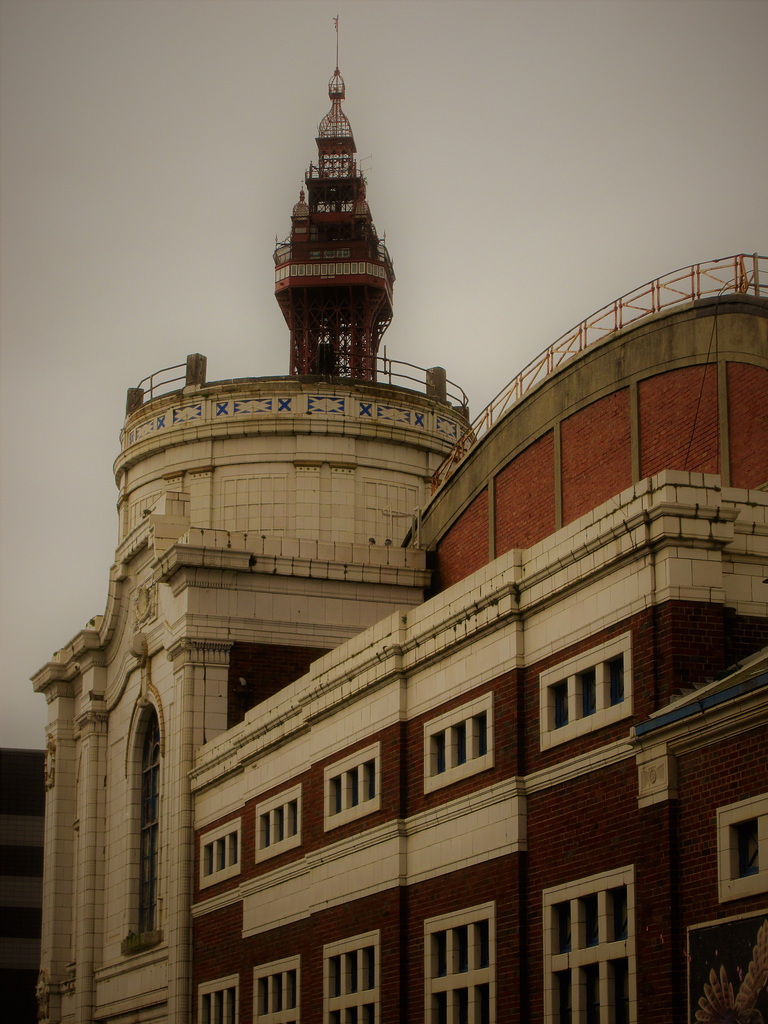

left=689, top=915, right=768, bottom=1022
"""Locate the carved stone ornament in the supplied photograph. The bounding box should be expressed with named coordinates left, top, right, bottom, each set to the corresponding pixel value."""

left=36, top=967, right=49, bottom=1020
left=129, top=632, right=149, bottom=665
left=133, top=583, right=157, bottom=629
left=637, top=751, right=678, bottom=806
left=44, top=736, right=56, bottom=791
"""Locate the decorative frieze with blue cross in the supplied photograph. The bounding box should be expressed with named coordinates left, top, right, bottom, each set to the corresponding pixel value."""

left=307, top=396, right=345, bottom=415
left=435, top=416, right=459, bottom=439
left=377, top=405, right=411, bottom=426
left=172, top=403, right=203, bottom=425
left=125, top=391, right=461, bottom=448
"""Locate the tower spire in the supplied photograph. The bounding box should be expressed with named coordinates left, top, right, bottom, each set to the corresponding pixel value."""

left=273, top=66, right=395, bottom=381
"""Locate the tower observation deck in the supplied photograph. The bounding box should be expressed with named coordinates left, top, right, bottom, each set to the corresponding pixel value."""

left=274, top=67, right=394, bottom=381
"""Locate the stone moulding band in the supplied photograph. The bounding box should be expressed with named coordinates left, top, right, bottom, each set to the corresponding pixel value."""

left=122, top=392, right=463, bottom=451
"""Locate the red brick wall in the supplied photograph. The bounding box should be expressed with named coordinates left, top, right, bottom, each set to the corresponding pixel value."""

left=192, top=595, right=768, bottom=1022
left=561, top=389, right=632, bottom=526
left=639, top=364, right=719, bottom=478
left=435, top=487, right=489, bottom=591
left=676, top=726, right=768, bottom=925
left=653, top=601, right=726, bottom=695
left=193, top=902, right=244, bottom=1020
left=495, top=431, right=556, bottom=555
left=227, top=642, right=330, bottom=728
left=194, top=890, right=405, bottom=1024
left=526, top=764, right=640, bottom=1020
left=723, top=610, right=768, bottom=665
left=406, top=857, right=523, bottom=1022
left=728, top=361, right=768, bottom=488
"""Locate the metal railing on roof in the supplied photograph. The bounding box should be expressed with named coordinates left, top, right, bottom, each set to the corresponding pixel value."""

left=127, top=353, right=468, bottom=414
left=430, top=253, right=766, bottom=494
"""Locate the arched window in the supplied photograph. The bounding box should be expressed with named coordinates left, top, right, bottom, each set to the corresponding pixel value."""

left=139, top=710, right=160, bottom=934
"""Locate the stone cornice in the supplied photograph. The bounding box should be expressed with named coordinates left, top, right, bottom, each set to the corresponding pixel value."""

left=166, top=638, right=234, bottom=666
left=32, top=627, right=103, bottom=692
left=191, top=478, right=767, bottom=791
left=154, top=535, right=430, bottom=596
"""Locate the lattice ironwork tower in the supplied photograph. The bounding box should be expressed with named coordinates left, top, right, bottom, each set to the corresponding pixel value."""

left=274, top=67, right=394, bottom=380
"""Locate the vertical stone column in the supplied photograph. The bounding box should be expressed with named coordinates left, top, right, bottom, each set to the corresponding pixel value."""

left=38, top=681, right=76, bottom=1024
left=635, top=746, right=681, bottom=1018
left=72, top=687, right=108, bottom=1024
left=165, top=640, right=231, bottom=1024
left=329, top=465, right=355, bottom=544
left=295, top=463, right=321, bottom=540
left=188, top=467, right=214, bottom=529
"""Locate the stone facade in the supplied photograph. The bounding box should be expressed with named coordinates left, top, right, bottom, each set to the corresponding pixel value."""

left=32, top=375, right=463, bottom=1024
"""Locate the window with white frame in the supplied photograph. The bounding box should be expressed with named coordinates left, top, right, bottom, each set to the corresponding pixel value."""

left=324, top=743, right=381, bottom=831
left=200, top=818, right=241, bottom=889
left=323, top=930, right=380, bottom=1024
left=256, top=784, right=302, bottom=862
left=424, top=901, right=496, bottom=1024
left=254, top=955, right=300, bottom=1023
left=543, top=865, right=636, bottom=1024
left=199, top=975, right=239, bottom=1024
left=424, top=692, right=494, bottom=794
left=539, top=633, right=632, bottom=750
left=717, top=792, right=768, bottom=902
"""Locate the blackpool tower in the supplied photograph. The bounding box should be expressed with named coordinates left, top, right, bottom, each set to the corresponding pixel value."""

left=274, top=65, right=394, bottom=380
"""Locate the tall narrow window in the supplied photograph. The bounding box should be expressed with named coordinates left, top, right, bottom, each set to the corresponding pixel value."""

left=139, top=711, right=160, bottom=934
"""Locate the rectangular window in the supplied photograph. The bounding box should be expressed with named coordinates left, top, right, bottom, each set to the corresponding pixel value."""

left=556, top=970, right=571, bottom=1024
left=424, top=903, right=495, bottom=1024
left=717, top=792, right=768, bottom=901
left=582, top=894, right=599, bottom=947
left=554, top=682, right=568, bottom=729
left=583, top=964, right=600, bottom=1024
left=199, top=975, right=239, bottom=1024
left=254, top=955, right=300, bottom=1024
left=364, top=761, right=376, bottom=801
left=612, top=959, right=629, bottom=1024
left=324, top=931, right=379, bottom=1024
left=556, top=903, right=571, bottom=953
left=324, top=743, right=381, bottom=831
left=256, top=784, right=302, bottom=863
left=737, top=820, right=759, bottom=876
left=539, top=633, right=633, bottom=750
left=611, top=887, right=628, bottom=940
left=580, top=670, right=596, bottom=718
left=474, top=713, right=488, bottom=757
left=433, top=732, right=446, bottom=774
left=424, top=693, right=494, bottom=794
left=609, top=657, right=625, bottom=705
left=200, top=818, right=241, bottom=889
left=543, top=866, right=635, bottom=1024
left=455, top=722, right=467, bottom=765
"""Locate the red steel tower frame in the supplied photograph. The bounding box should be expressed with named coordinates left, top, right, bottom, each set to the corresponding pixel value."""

left=274, top=67, right=394, bottom=381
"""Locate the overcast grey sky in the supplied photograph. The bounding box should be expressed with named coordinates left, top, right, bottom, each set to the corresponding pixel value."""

left=2, top=0, right=767, bottom=749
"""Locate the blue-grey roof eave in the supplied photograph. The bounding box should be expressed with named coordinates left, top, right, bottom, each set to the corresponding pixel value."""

left=633, top=668, right=768, bottom=738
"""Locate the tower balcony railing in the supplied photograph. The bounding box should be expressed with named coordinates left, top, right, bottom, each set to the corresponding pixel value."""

left=430, top=253, right=766, bottom=494
left=125, top=351, right=469, bottom=417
